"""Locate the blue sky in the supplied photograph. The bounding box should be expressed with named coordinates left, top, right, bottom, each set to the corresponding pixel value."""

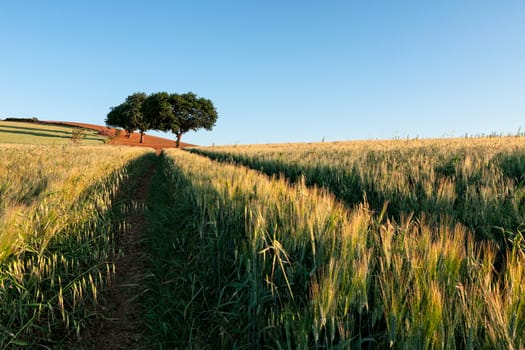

left=1, top=1, right=524, bottom=145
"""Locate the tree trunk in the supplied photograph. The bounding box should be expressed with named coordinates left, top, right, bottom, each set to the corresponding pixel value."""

left=175, top=133, right=182, bottom=148
left=140, top=131, right=145, bottom=143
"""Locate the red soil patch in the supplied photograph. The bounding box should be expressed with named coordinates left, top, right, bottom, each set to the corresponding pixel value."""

left=44, top=121, right=195, bottom=151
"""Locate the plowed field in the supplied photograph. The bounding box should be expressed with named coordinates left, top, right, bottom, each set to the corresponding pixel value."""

left=45, top=121, right=194, bottom=150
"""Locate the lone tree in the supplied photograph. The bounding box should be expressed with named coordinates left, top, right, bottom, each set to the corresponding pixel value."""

left=105, top=92, right=148, bottom=143
left=169, top=92, right=218, bottom=148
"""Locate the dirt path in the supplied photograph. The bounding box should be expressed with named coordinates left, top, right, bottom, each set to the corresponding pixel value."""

left=82, top=156, right=157, bottom=349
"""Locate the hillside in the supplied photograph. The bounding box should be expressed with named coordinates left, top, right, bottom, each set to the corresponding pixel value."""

left=45, top=121, right=194, bottom=150
left=0, top=120, right=106, bottom=145
left=0, top=119, right=194, bottom=150
left=46, top=121, right=194, bottom=149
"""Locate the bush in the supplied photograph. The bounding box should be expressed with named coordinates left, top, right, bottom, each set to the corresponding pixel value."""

left=71, top=128, right=86, bottom=144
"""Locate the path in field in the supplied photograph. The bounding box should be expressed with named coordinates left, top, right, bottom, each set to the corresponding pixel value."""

left=83, top=155, right=158, bottom=349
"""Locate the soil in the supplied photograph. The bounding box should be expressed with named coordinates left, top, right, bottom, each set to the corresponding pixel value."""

left=81, top=156, right=157, bottom=349
left=44, top=121, right=195, bottom=151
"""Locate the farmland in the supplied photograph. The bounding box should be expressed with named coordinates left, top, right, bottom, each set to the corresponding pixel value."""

left=0, top=121, right=107, bottom=145
left=1, top=136, right=525, bottom=348
left=0, top=144, right=155, bottom=347
left=191, top=138, right=525, bottom=248
left=155, top=141, right=525, bottom=349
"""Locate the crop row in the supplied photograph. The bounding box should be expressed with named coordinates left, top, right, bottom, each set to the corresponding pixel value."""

left=146, top=149, right=525, bottom=349
left=0, top=145, right=154, bottom=347
left=190, top=137, right=525, bottom=248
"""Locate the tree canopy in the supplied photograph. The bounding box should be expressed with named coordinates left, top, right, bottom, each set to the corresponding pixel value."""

left=105, top=92, right=148, bottom=143
left=167, top=92, right=218, bottom=147
left=107, top=91, right=218, bottom=147
left=106, top=103, right=130, bottom=135
left=141, top=92, right=173, bottom=134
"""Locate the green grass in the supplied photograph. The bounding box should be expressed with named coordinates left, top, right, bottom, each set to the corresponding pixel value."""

left=0, top=121, right=107, bottom=145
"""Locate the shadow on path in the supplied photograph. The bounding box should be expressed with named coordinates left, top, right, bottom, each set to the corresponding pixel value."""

left=82, top=153, right=159, bottom=349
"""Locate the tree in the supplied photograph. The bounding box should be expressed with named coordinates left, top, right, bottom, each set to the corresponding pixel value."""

left=107, top=91, right=218, bottom=147
left=106, top=103, right=132, bottom=137
left=142, top=92, right=174, bottom=135
left=126, top=92, right=148, bottom=143
left=105, top=92, right=148, bottom=143
left=168, top=92, right=218, bottom=147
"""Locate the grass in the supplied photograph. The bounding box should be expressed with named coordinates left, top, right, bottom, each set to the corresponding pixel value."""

left=2, top=135, right=525, bottom=348
left=142, top=148, right=525, bottom=349
left=0, top=121, right=107, bottom=145
left=145, top=150, right=370, bottom=348
left=0, top=144, right=154, bottom=347
left=190, top=137, right=525, bottom=248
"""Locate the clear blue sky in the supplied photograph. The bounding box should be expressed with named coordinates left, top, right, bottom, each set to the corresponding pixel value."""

left=1, top=1, right=524, bottom=145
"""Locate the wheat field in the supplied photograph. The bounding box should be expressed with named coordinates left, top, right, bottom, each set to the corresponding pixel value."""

left=0, top=144, right=153, bottom=346
left=2, top=137, right=525, bottom=348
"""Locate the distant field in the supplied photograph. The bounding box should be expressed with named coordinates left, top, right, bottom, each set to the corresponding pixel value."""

left=0, top=120, right=107, bottom=145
